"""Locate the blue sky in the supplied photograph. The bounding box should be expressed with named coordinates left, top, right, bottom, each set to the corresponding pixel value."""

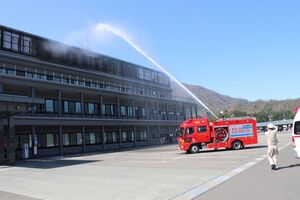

left=1, top=0, right=299, bottom=101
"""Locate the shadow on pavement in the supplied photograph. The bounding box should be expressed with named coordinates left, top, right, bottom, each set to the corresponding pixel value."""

left=16, top=159, right=101, bottom=169
left=278, top=164, right=300, bottom=170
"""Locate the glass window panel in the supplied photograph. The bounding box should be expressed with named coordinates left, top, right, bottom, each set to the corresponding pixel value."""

left=120, top=106, right=127, bottom=116
left=46, top=134, right=55, bottom=147
left=5, top=68, right=15, bottom=75
left=3, top=31, right=11, bottom=49
left=45, top=99, right=54, bottom=113
left=75, top=102, right=81, bottom=113
left=77, top=133, right=82, bottom=145
left=70, top=133, right=77, bottom=145
left=63, top=134, right=69, bottom=145
left=90, top=133, right=96, bottom=144
left=16, top=70, right=25, bottom=76
left=63, top=101, right=69, bottom=113
left=12, top=33, right=19, bottom=51
left=88, top=103, right=95, bottom=114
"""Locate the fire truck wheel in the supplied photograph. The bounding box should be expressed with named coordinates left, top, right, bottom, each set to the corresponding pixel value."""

left=232, top=141, right=243, bottom=150
left=189, top=144, right=200, bottom=154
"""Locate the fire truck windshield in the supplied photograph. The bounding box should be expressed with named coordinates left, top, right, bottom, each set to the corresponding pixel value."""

left=177, top=128, right=184, bottom=136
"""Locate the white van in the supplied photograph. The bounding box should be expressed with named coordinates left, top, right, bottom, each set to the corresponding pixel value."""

left=292, top=109, right=300, bottom=158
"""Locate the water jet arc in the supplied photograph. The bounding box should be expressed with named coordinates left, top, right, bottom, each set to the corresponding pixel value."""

left=96, top=23, right=218, bottom=119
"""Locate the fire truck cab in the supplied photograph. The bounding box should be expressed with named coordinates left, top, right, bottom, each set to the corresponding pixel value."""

left=177, top=118, right=258, bottom=153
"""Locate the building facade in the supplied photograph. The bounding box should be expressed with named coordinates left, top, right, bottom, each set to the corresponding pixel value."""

left=0, top=25, right=197, bottom=164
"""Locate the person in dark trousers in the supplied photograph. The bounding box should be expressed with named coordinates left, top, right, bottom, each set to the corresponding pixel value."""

left=265, top=123, right=279, bottom=170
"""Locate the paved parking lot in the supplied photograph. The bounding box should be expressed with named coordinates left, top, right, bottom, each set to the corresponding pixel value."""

left=0, top=133, right=292, bottom=200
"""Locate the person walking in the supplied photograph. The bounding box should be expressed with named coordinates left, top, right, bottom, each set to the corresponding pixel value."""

left=265, top=123, right=279, bottom=170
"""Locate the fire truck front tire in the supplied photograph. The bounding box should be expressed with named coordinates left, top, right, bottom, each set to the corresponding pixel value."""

left=189, top=144, right=200, bottom=154
left=232, top=140, right=243, bottom=150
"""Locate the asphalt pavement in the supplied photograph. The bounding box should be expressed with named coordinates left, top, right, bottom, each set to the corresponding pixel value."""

left=195, top=144, right=300, bottom=200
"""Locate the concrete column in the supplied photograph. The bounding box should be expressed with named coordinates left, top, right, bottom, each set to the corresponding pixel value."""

left=116, top=97, right=120, bottom=119
left=175, top=104, right=178, bottom=121
left=102, top=126, right=105, bottom=152
left=132, top=100, right=135, bottom=119
left=146, top=126, right=150, bottom=145
left=57, top=90, right=62, bottom=117
left=99, top=95, right=103, bottom=118
left=144, top=100, right=148, bottom=120
left=31, top=87, right=35, bottom=116
left=59, top=125, right=63, bottom=156
left=166, top=103, right=169, bottom=120
left=31, top=125, right=37, bottom=157
left=0, top=82, right=3, bottom=94
left=195, top=106, right=198, bottom=118
left=133, top=126, right=137, bottom=148
left=119, top=125, right=122, bottom=150
left=80, top=92, right=84, bottom=117
left=190, top=106, right=193, bottom=119
left=158, top=126, right=161, bottom=145
left=167, top=126, right=171, bottom=144
left=183, top=105, right=187, bottom=120
left=7, top=114, right=15, bottom=165
left=156, top=102, right=159, bottom=120
left=82, top=126, right=86, bottom=153
left=0, top=118, right=4, bottom=164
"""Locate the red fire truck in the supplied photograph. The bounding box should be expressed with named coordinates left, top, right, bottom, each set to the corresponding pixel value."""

left=177, top=118, right=258, bottom=153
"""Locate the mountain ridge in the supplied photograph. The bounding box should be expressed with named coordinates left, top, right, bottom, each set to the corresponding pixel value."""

left=171, top=82, right=300, bottom=117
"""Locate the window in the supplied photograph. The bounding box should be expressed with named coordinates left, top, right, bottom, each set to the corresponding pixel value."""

left=46, top=75, right=53, bottom=81
left=197, top=126, right=207, bottom=133
left=63, top=78, right=69, bottom=84
left=38, top=134, right=59, bottom=148
left=70, top=79, right=77, bottom=85
left=120, top=105, right=127, bottom=117
left=63, top=101, right=69, bottom=113
left=63, top=133, right=82, bottom=146
left=102, top=104, right=116, bottom=116
left=75, top=102, right=81, bottom=113
left=54, top=76, right=62, bottom=82
left=63, top=134, right=70, bottom=145
left=36, top=73, right=45, bottom=80
left=26, top=71, right=35, bottom=78
left=45, top=99, right=54, bottom=113
left=87, top=103, right=96, bottom=114
left=91, top=82, right=97, bottom=88
left=127, top=106, right=133, bottom=117
left=85, top=132, right=101, bottom=145
left=185, top=127, right=194, bottom=135
left=5, top=68, right=15, bottom=75
left=12, top=33, right=20, bottom=51
left=3, top=31, right=11, bottom=49
left=295, top=122, right=300, bottom=135
left=46, top=134, right=55, bottom=147
left=105, top=131, right=119, bottom=144
left=16, top=70, right=25, bottom=76
left=137, top=130, right=147, bottom=142
left=77, top=133, right=82, bottom=145
left=85, top=81, right=91, bottom=87
left=78, top=80, right=85, bottom=86
left=22, top=36, right=31, bottom=54
left=88, top=132, right=96, bottom=144
left=122, top=131, right=134, bottom=142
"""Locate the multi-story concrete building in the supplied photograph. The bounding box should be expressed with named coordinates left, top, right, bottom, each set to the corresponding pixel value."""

left=0, top=25, right=197, bottom=164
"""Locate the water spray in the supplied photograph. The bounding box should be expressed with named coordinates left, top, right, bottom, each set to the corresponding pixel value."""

left=95, top=23, right=218, bottom=119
